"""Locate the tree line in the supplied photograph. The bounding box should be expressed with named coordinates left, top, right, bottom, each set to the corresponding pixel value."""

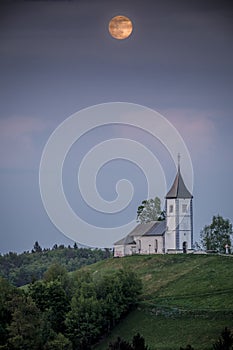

left=0, top=243, right=111, bottom=287
left=0, top=264, right=142, bottom=350
left=106, top=327, right=233, bottom=350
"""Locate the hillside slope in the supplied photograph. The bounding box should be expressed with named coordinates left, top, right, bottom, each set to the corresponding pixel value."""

left=82, top=254, right=233, bottom=350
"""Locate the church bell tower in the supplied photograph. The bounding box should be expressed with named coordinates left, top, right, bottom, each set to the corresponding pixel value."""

left=165, top=155, right=193, bottom=253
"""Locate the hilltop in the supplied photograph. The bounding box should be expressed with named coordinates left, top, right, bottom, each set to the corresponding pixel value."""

left=81, top=254, right=233, bottom=350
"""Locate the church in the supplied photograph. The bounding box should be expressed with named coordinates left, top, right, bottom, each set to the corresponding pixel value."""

left=114, top=164, right=193, bottom=256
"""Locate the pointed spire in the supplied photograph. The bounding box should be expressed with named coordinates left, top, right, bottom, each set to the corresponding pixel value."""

left=165, top=155, right=193, bottom=199
left=178, top=153, right=181, bottom=172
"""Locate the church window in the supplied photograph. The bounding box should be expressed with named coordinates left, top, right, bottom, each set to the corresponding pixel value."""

left=182, top=204, right=187, bottom=212
left=138, top=240, right=141, bottom=254
left=169, top=205, right=173, bottom=213
left=154, top=239, right=158, bottom=253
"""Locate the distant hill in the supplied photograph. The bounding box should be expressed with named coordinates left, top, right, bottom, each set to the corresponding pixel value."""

left=0, top=245, right=111, bottom=286
left=82, top=254, right=233, bottom=350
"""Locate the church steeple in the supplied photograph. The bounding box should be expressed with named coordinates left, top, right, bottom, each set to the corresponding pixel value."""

left=165, top=155, right=193, bottom=199
left=165, top=155, right=194, bottom=253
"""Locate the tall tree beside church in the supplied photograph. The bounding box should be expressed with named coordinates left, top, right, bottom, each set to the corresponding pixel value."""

left=200, top=215, right=232, bottom=253
left=137, top=197, right=165, bottom=223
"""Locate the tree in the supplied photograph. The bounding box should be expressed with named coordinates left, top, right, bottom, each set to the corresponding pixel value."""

left=0, top=277, right=19, bottom=347
left=132, top=333, right=150, bottom=350
left=32, top=241, right=42, bottom=253
left=29, top=280, right=69, bottom=334
left=200, top=215, right=232, bottom=253
left=43, top=263, right=68, bottom=284
left=44, top=333, right=72, bottom=350
left=94, top=269, right=142, bottom=336
left=137, top=197, right=165, bottom=223
left=7, top=294, right=42, bottom=350
left=65, top=295, right=103, bottom=349
left=115, top=270, right=142, bottom=313
left=212, top=327, right=233, bottom=350
left=108, top=334, right=150, bottom=350
left=108, top=337, right=133, bottom=350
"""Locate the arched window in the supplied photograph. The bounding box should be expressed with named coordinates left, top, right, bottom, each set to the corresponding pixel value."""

left=154, top=239, right=158, bottom=253
left=138, top=240, right=141, bottom=254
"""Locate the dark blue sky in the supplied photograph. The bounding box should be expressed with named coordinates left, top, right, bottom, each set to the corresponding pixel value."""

left=0, top=0, right=233, bottom=253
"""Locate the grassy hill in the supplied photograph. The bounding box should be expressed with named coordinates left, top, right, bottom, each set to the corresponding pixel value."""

left=82, top=254, right=233, bottom=350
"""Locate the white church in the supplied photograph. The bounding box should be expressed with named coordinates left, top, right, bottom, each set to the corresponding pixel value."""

left=114, top=164, right=193, bottom=256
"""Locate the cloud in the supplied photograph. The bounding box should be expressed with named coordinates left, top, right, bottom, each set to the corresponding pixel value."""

left=0, top=116, right=53, bottom=169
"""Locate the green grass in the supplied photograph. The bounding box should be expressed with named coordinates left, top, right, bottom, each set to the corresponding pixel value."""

left=83, top=254, right=233, bottom=350
left=84, top=254, right=233, bottom=310
left=94, top=309, right=231, bottom=350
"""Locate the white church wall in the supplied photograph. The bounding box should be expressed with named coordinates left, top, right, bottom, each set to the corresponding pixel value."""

left=166, top=216, right=176, bottom=230
left=114, top=244, right=137, bottom=257
left=165, top=198, right=176, bottom=252
left=125, top=245, right=137, bottom=255
left=138, top=236, right=164, bottom=254
left=114, top=245, right=125, bottom=257
left=165, top=230, right=176, bottom=252
left=179, top=216, right=191, bottom=231
left=179, top=231, right=191, bottom=250
left=178, top=198, right=192, bottom=250
left=166, top=198, right=176, bottom=230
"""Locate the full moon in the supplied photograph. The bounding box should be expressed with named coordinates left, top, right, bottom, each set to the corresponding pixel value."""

left=108, top=15, right=133, bottom=40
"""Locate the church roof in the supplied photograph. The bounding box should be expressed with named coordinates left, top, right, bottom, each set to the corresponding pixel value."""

left=114, top=220, right=166, bottom=246
left=142, top=220, right=166, bottom=236
left=166, top=168, right=193, bottom=199
left=114, top=235, right=136, bottom=246
left=127, top=221, right=158, bottom=237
